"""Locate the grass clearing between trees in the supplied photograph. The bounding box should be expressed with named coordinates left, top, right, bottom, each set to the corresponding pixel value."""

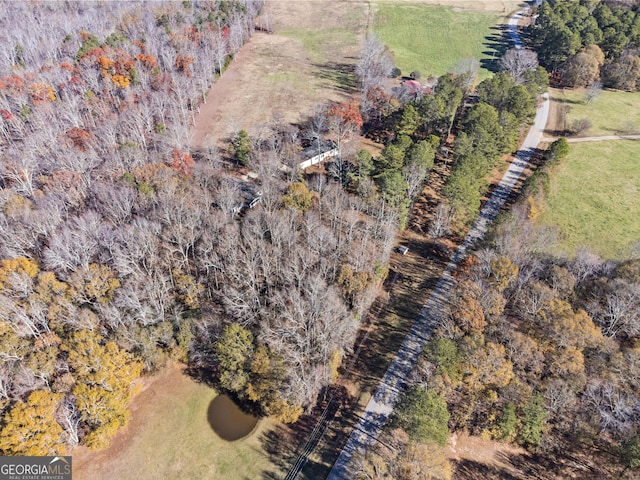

left=278, top=28, right=359, bottom=65
left=191, top=1, right=368, bottom=149
left=372, top=4, right=505, bottom=81
left=73, top=366, right=281, bottom=480
left=539, top=140, right=640, bottom=259
left=552, top=88, right=640, bottom=136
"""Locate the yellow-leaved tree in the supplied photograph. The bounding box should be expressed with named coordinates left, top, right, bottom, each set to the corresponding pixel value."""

left=282, top=182, right=315, bottom=212
left=0, top=390, right=64, bottom=455
left=68, top=263, right=121, bottom=305
left=539, top=299, right=603, bottom=350
left=0, top=257, right=39, bottom=290
left=215, top=324, right=303, bottom=423
left=63, top=330, right=142, bottom=449
left=463, top=338, right=514, bottom=392
left=489, top=256, right=519, bottom=292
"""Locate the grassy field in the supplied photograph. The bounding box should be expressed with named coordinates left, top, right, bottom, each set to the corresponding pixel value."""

left=279, top=28, right=359, bottom=65
left=539, top=140, right=640, bottom=259
left=74, top=367, right=280, bottom=480
left=552, top=88, right=640, bottom=136
left=373, top=4, right=506, bottom=81
left=374, top=0, right=524, bottom=12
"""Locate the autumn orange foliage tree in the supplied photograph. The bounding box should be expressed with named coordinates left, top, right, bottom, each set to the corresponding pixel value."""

left=28, top=82, right=56, bottom=103
left=170, top=148, right=194, bottom=177
left=328, top=100, right=364, bottom=130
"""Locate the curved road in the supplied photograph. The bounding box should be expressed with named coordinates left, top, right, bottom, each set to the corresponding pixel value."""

left=326, top=7, right=549, bottom=480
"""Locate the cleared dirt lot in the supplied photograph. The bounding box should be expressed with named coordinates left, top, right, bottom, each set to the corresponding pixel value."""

left=191, top=1, right=369, bottom=150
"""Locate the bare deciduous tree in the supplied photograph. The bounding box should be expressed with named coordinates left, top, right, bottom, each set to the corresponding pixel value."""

left=499, top=48, right=539, bottom=84
left=585, top=81, right=603, bottom=104
left=356, top=35, right=394, bottom=93
left=453, top=57, right=480, bottom=93
left=356, top=35, right=394, bottom=118
left=429, top=202, right=452, bottom=238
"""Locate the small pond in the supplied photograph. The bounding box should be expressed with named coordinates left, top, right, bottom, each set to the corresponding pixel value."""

left=207, top=394, right=259, bottom=441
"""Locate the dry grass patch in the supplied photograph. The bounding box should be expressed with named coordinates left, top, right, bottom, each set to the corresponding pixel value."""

left=73, top=366, right=281, bottom=480
left=191, top=1, right=369, bottom=150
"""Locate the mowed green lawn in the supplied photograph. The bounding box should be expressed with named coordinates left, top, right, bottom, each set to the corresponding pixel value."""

left=554, top=88, right=640, bottom=136
left=75, top=367, right=280, bottom=480
left=540, top=140, right=640, bottom=259
left=373, top=4, right=504, bottom=80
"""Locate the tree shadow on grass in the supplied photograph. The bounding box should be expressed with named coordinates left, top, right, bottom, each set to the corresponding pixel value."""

left=453, top=442, right=619, bottom=480
left=349, top=293, right=414, bottom=394
left=452, top=449, right=560, bottom=480
left=312, top=61, right=358, bottom=94
left=553, top=96, right=584, bottom=106
left=544, top=128, right=572, bottom=137
left=185, top=362, right=217, bottom=389
left=259, top=423, right=300, bottom=478
left=258, top=385, right=356, bottom=480
left=348, top=236, right=449, bottom=395
left=453, top=458, right=523, bottom=480
left=480, top=24, right=514, bottom=74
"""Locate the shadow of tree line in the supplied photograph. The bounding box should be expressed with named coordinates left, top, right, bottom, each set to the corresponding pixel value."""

left=453, top=447, right=619, bottom=480
left=312, top=60, right=359, bottom=95
left=258, top=384, right=358, bottom=480
left=481, top=24, right=514, bottom=74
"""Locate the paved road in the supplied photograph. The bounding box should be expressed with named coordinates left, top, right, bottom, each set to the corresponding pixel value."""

left=507, top=12, right=524, bottom=49
left=326, top=8, right=550, bottom=480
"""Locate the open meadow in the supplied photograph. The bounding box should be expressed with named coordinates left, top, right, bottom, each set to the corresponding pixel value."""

left=539, top=139, right=640, bottom=259
left=551, top=88, right=640, bottom=136
left=372, top=4, right=508, bottom=80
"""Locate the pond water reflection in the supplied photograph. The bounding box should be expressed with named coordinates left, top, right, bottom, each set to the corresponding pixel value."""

left=207, top=394, right=259, bottom=441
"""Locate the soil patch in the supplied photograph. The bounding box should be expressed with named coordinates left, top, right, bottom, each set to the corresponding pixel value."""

left=447, top=432, right=529, bottom=478
left=448, top=432, right=621, bottom=479
left=544, top=87, right=568, bottom=138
